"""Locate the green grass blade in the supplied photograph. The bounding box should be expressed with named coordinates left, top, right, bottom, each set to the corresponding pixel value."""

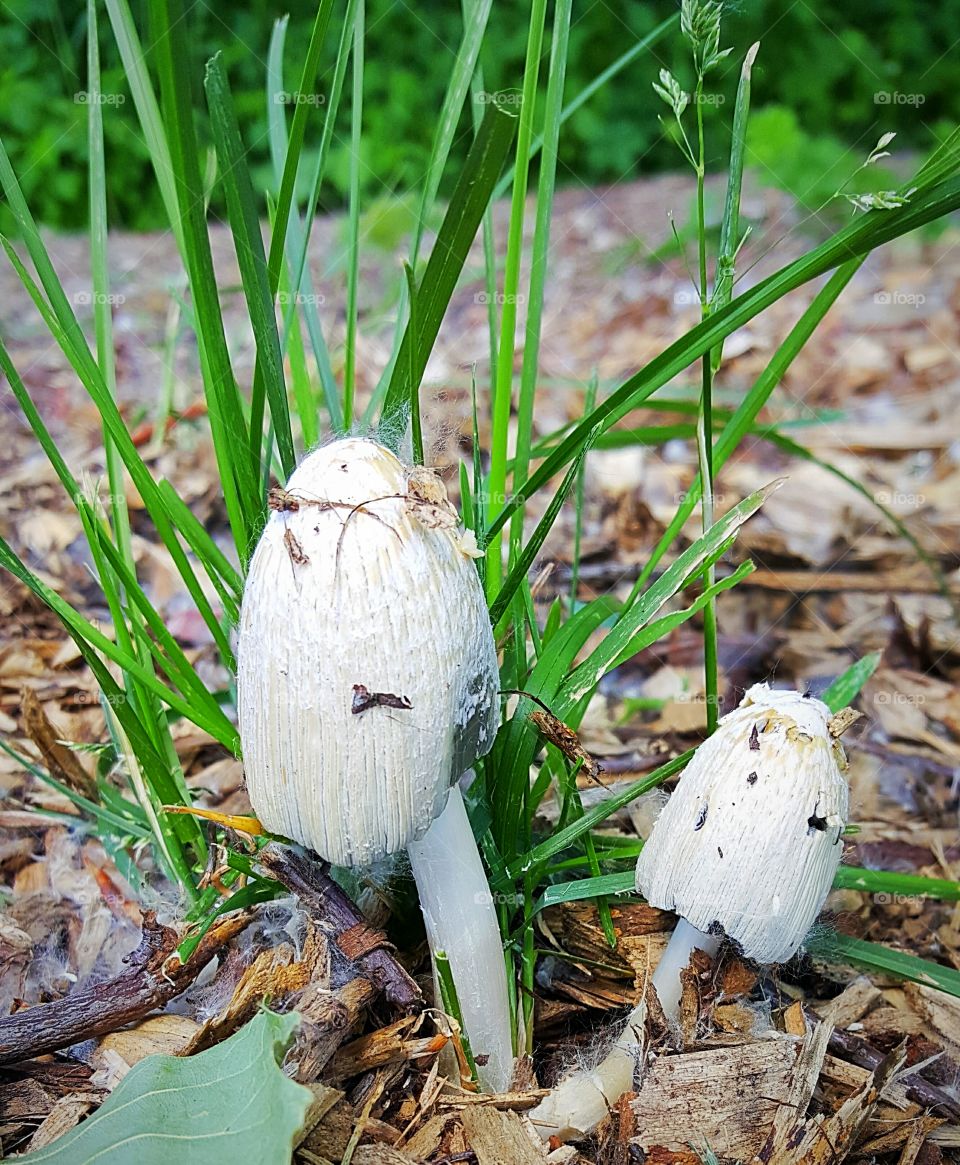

left=821, top=653, right=881, bottom=713
left=490, top=446, right=587, bottom=628
left=627, top=262, right=862, bottom=604
left=205, top=53, right=294, bottom=477
left=563, top=484, right=774, bottom=701
left=368, top=0, right=494, bottom=418
left=266, top=16, right=340, bottom=433
left=0, top=538, right=237, bottom=751
left=148, top=0, right=257, bottom=552
left=102, top=0, right=183, bottom=254
left=405, top=263, right=424, bottom=464
left=485, top=0, right=548, bottom=599
left=0, top=323, right=233, bottom=662
left=808, top=932, right=960, bottom=999
left=536, top=865, right=960, bottom=913
left=263, top=0, right=336, bottom=304
left=491, top=13, right=678, bottom=202
left=378, top=102, right=519, bottom=443
left=833, top=867, right=960, bottom=900
left=411, top=0, right=492, bottom=268
left=710, top=41, right=758, bottom=373
left=507, top=752, right=693, bottom=880
left=488, top=597, right=619, bottom=862
left=343, top=0, right=364, bottom=429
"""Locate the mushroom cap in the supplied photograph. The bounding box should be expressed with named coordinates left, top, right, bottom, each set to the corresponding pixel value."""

left=237, top=437, right=499, bottom=867
left=634, top=683, right=849, bottom=964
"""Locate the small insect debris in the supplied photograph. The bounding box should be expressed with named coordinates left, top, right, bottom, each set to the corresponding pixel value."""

left=283, top=527, right=309, bottom=566
left=528, top=707, right=603, bottom=780
left=351, top=683, right=413, bottom=715
left=748, top=723, right=761, bottom=750
left=405, top=465, right=459, bottom=530
left=268, top=486, right=302, bottom=513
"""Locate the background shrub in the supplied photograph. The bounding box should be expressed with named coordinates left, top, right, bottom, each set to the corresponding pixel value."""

left=1, top=0, right=956, bottom=234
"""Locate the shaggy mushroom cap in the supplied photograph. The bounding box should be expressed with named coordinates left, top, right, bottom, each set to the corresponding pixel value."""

left=634, top=684, right=849, bottom=964
left=237, top=437, right=499, bottom=867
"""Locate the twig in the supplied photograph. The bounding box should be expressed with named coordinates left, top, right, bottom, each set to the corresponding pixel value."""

left=258, top=844, right=422, bottom=1011
left=0, top=911, right=249, bottom=1065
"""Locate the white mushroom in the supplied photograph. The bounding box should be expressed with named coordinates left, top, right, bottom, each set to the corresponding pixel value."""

left=237, top=437, right=513, bottom=1092
left=529, top=683, right=850, bottom=1140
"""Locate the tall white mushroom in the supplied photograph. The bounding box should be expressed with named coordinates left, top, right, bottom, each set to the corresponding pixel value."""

left=237, top=437, right=513, bottom=1093
left=530, top=683, right=851, bottom=1140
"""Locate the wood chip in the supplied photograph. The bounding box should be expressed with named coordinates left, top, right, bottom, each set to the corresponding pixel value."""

left=817, top=975, right=883, bottom=1029
left=630, top=1038, right=800, bottom=1159
left=756, top=1033, right=906, bottom=1164
left=460, top=1105, right=548, bottom=1165
left=26, top=1094, right=96, bottom=1151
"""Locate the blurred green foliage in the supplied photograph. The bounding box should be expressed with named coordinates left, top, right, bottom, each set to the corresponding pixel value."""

left=2, top=0, right=957, bottom=234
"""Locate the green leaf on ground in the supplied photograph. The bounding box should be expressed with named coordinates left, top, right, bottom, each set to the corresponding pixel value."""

left=19, top=1009, right=311, bottom=1164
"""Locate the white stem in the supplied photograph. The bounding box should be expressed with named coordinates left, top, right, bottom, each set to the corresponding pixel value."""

left=407, top=786, right=514, bottom=1093
left=528, top=918, right=720, bottom=1140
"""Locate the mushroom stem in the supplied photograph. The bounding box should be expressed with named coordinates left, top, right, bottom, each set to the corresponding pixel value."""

left=528, top=919, right=720, bottom=1140
left=650, top=917, right=721, bottom=1022
left=407, top=786, right=514, bottom=1093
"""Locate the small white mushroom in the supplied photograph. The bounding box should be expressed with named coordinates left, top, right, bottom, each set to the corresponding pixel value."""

left=529, top=683, right=850, bottom=1140
left=237, top=437, right=513, bottom=1092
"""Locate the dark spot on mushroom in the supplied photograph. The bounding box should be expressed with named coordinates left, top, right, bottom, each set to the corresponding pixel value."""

left=706, top=920, right=725, bottom=937
left=748, top=723, right=760, bottom=750
left=694, top=803, right=708, bottom=831
left=807, top=811, right=828, bottom=834
left=747, top=771, right=758, bottom=785
left=717, top=846, right=723, bottom=859
left=802, top=689, right=813, bottom=698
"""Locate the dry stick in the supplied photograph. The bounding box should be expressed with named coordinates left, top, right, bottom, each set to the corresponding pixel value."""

left=258, top=844, right=422, bottom=1011
left=0, top=911, right=250, bottom=1066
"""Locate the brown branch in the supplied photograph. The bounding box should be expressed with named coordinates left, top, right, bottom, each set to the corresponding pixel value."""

left=258, top=844, right=422, bottom=1011
left=0, top=911, right=249, bottom=1066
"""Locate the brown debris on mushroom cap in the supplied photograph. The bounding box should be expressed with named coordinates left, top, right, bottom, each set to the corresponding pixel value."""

left=635, top=684, right=849, bottom=965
